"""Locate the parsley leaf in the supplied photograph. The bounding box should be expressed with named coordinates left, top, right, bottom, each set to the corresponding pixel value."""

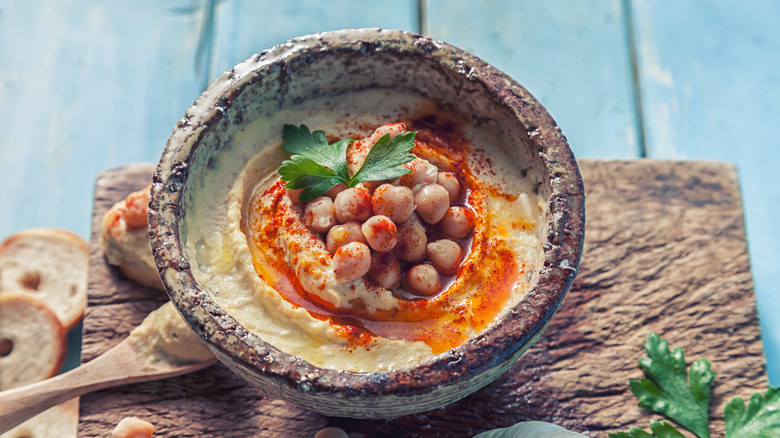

left=349, top=131, right=416, bottom=185
left=725, top=386, right=780, bottom=437
left=610, top=421, right=687, bottom=438
left=277, top=155, right=345, bottom=203
left=277, top=124, right=416, bottom=203
left=612, top=333, right=780, bottom=438
left=628, top=333, right=715, bottom=438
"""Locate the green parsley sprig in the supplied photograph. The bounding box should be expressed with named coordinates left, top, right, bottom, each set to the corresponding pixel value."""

left=610, top=333, right=780, bottom=438
left=277, top=124, right=416, bottom=203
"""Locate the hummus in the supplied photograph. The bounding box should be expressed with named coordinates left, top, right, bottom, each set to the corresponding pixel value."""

left=128, top=301, right=214, bottom=365
left=183, top=89, right=547, bottom=372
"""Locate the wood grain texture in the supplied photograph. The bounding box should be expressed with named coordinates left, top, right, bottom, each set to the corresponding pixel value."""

left=425, top=0, right=641, bottom=160
left=79, top=160, right=766, bottom=437
left=629, top=0, right=780, bottom=383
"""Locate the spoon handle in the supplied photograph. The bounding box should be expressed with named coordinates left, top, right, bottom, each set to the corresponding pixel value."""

left=0, top=340, right=214, bottom=433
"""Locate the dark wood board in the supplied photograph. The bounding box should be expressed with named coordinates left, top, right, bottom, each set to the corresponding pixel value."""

left=79, top=160, right=767, bottom=437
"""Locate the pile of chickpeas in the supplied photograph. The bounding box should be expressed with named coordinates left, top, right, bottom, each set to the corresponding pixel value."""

left=294, top=158, right=475, bottom=297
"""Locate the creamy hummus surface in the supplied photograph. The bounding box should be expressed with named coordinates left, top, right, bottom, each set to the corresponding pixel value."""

left=128, top=301, right=214, bottom=365
left=183, top=89, right=547, bottom=372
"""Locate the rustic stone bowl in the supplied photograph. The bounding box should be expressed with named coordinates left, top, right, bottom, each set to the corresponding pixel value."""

left=148, top=28, right=584, bottom=419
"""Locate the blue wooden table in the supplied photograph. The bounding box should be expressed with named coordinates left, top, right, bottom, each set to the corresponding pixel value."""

left=1, top=0, right=778, bottom=387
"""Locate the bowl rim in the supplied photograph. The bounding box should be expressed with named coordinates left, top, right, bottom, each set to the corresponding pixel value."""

left=149, top=28, right=585, bottom=403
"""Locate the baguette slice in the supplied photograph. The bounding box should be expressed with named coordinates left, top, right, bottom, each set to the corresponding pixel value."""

left=0, top=229, right=89, bottom=330
left=0, top=398, right=78, bottom=438
left=0, top=293, right=66, bottom=390
left=100, top=185, right=163, bottom=290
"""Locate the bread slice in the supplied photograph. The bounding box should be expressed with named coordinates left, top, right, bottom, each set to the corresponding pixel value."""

left=0, top=293, right=66, bottom=390
left=99, top=185, right=163, bottom=290
left=0, top=398, right=78, bottom=438
left=0, top=229, right=89, bottom=330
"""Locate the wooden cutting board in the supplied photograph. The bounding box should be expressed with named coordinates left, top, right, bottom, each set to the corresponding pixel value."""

left=79, top=160, right=767, bottom=437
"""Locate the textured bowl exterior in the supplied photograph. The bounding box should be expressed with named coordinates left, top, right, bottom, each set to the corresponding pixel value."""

left=148, top=28, right=585, bottom=419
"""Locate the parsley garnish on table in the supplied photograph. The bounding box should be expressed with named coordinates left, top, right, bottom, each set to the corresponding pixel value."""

left=277, top=124, right=416, bottom=203
left=611, top=333, right=780, bottom=438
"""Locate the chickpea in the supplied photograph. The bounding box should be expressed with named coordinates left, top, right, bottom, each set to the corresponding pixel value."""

left=325, top=221, right=365, bottom=254
left=394, top=214, right=427, bottom=263
left=286, top=187, right=303, bottom=204
left=368, top=122, right=406, bottom=144
left=403, top=264, right=441, bottom=296
left=439, top=206, right=476, bottom=238
left=399, top=158, right=438, bottom=192
left=111, top=417, right=155, bottom=438
left=367, top=251, right=402, bottom=289
left=303, top=196, right=337, bottom=234
left=359, top=180, right=384, bottom=194
left=314, top=427, right=350, bottom=438
left=347, top=123, right=406, bottom=175
left=346, top=139, right=371, bottom=176
left=325, top=183, right=347, bottom=199
left=437, top=171, right=461, bottom=203
left=414, top=183, right=450, bottom=224
left=371, top=183, right=415, bottom=223
left=334, top=186, right=372, bottom=223
left=426, top=239, right=463, bottom=275
left=361, top=215, right=397, bottom=252
left=332, top=241, right=371, bottom=283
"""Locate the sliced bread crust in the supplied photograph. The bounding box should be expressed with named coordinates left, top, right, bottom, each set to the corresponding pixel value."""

left=0, top=293, right=66, bottom=390
left=0, top=229, right=89, bottom=330
left=0, top=398, right=78, bottom=438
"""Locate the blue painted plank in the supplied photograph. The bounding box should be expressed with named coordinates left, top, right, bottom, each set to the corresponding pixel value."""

left=0, top=0, right=211, bottom=376
left=0, top=0, right=210, bottom=242
left=425, top=0, right=641, bottom=159
left=631, top=0, right=780, bottom=384
left=208, top=0, right=419, bottom=81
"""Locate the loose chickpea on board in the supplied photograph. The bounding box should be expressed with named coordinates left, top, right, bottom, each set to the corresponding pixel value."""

left=111, top=417, right=154, bottom=438
left=314, top=427, right=349, bottom=438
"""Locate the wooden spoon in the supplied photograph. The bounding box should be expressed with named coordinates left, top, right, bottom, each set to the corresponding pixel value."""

left=0, top=322, right=216, bottom=433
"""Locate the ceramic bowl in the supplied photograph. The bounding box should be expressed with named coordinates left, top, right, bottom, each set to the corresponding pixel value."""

left=148, top=28, right=584, bottom=419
